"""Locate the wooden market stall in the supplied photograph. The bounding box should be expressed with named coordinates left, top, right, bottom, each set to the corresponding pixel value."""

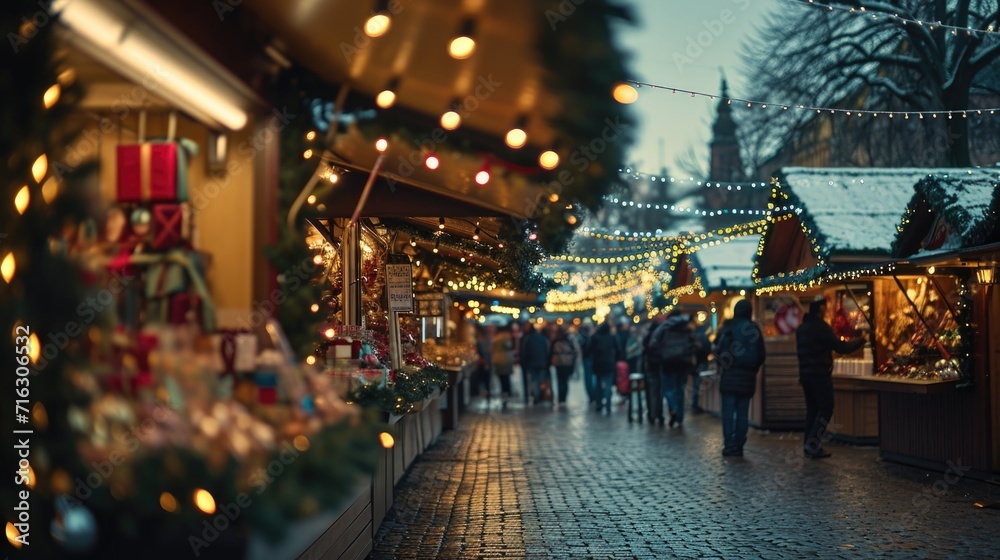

left=871, top=172, right=1000, bottom=476
left=753, top=168, right=947, bottom=438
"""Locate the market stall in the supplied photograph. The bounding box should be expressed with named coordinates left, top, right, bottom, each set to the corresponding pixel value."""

left=752, top=168, right=935, bottom=435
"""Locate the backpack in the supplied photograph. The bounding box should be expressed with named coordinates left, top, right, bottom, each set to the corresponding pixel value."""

left=657, top=329, right=695, bottom=364
left=552, top=340, right=577, bottom=367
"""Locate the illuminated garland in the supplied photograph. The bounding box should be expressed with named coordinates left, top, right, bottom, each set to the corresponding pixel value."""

left=618, top=168, right=771, bottom=188
left=789, top=0, right=1000, bottom=37
left=349, top=365, right=449, bottom=416
left=624, top=80, right=1000, bottom=119
left=605, top=195, right=779, bottom=216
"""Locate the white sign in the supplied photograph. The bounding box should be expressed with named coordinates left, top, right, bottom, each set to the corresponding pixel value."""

left=386, top=263, right=413, bottom=313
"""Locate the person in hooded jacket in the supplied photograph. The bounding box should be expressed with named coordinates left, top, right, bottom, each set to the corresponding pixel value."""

left=650, top=309, right=698, bottom=428
left=586, top=322, right=622, bottom=414
left=796, top=298, right=866, bottom=459
left=642, top=314, right=666, bottom=425
left=714, top=300, right=766, bottom=456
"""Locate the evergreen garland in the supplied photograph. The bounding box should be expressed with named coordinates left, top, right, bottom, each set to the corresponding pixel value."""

left=349, top=366, right=449, bottom=416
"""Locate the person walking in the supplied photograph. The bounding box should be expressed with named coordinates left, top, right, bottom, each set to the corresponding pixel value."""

left=624, top=323, right=644, bottom=376
left=586, top=322, right=621, bottom=414
left=650, top=310, right=698, bottom=428
left=691, top=324, right=712, bottom=413
left=796, top=298, right=866, bottom=459
left=578, top=323, right=598, bottom=405
left=550, top=327, right=578, bottom=408
left=491, top=326, right=515, bottom=410
left=642, top=315, right=666, bottom=425
left=474, top=326, right=493, bottom=400
left=714, top=300, right=766, bottom=456
left=519, top=323, right=550, bottom=405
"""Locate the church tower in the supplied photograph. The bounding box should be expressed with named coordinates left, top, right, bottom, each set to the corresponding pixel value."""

left=709, top=78, right=744, bottom=182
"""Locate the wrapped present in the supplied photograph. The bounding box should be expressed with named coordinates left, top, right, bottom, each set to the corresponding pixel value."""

left=151, top=203, right=188, bottom=251
left=116, top=138, right=197, bottom=202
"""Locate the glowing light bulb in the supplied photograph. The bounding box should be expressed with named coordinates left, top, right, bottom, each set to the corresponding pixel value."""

left=380, top=432, right=395, bottom=448
left=193, top=489, right=216, bottom=514
left=160, top=492, right=178, bottom=513
left=43, top=84, right=60, bottom=109
left=364, top=14, right=391, bottom=37
left=539, top=150, right=560, bottom=170
left=376, top=89, right=396, bottom=109
left=375, top=138, right=389, bottom=152
left=325, top=328, right=336, bottom=339
left=425, top=154, right=440, bottom=169
left=613, top=83, right=638, bottom=104
left=475, top=170, right=490, bottom=185
left=440, top=110, right=461, bottom=130
left=305, top=355, right=317, bottom=365
left=505, top=128, right=527, bottom=149
left=14, top=186, right=29, bottom=215
left=448, top=36, right=475, bottom=59
left=31, top=154, right=47, bottom=183
left=1, top=253, right=14, bottom=283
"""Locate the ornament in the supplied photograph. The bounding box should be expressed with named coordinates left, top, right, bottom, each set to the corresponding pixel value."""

left=51, top=496, right=98, bottom=553
left=130, top=207, right=152, bottom=237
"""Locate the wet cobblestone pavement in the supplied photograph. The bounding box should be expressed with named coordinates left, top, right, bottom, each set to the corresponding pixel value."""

left=372, top=379, right=1000, bottom=559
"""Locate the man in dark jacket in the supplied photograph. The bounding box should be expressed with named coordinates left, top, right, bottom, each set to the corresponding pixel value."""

left=796, top=298, right=866, bottom=458
left=650, top=310, right=697, bottom=428
left=587, top=322, right=621, bottom=414
left=714, top=300, right=766, bottom=456
left=519, top=323, right=550, bottom=405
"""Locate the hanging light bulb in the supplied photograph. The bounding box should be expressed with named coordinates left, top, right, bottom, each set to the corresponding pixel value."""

left=475, top=164, right=490, bottom=186
left=440, top=102, right=462, bottom=130
left=31, top=154, right=47, bottom=183
left=14, top=186, right=29, bottom=215
left=433, top=239, right=440, bottom=253
left=409, top=239, right=417, bottom=247
left=1, top=253, right=14, bottom=283
left=448, top=19, right=476, bottom=59
left=43, top=84, right=60, bottom=109
left=473, top=228, right=480, bottom=241
left=364, top=1, right=392, bottom=37
left=438, top=217, right=446, bottom=230
left=375, top=137, right=389, bottom=152
left=505, top=116, right=528, bottom=149
left=613, top=82, right=638, bottom=104
left=376, top=77, right=399, bottom=109
left=425, top=153, right=440, bottom=170
left=539, top=150, right=560, bottom=170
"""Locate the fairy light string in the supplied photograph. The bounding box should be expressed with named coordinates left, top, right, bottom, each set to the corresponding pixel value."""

left=789, top=0, right=1000, bottom=37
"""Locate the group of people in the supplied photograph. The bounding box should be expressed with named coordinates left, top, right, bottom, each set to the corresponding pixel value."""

left=473, top=296, right=866, bottom=460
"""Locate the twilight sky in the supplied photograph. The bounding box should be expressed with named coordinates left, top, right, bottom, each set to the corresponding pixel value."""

left=617, top=0, right=775, bottom=177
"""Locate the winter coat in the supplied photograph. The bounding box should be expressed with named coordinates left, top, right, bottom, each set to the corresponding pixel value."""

left=519, top=332, right=550, bottom=370
left=492, top=333, right=515, bottom=376
left=649, top=315, right=697, bottom=375
left=796, top=312, right=865, bottom=378
left=714, top=318, right=766, bottom=396
left=587, top=332, right=621, bottom=376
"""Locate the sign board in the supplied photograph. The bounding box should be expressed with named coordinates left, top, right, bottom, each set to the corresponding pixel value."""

left=414, top=292, right=446, bottom=317
left=385, top=263, right=413, bottom=313
left=922, top=214, right=960, bottom=252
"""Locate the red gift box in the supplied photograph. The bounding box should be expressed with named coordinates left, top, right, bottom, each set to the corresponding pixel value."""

left=152, top=203, right=186, bottom=250
left=117, top=142, right=180, bottom=202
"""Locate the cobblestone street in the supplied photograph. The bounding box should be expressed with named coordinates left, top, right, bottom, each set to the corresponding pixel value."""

left=373, top=377, right=1000, bottom=559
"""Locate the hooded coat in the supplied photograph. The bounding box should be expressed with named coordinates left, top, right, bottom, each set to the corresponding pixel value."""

left=714, top=300, right=766, bottom=396
left=649, top=313, right=696, bottom=374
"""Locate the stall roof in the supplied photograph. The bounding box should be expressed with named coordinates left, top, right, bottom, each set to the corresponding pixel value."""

left=755, top=168, right=974, bottom=288
left=691, top=235, right=761, bottom=290
left=892, top=170, right=1000, bottom=258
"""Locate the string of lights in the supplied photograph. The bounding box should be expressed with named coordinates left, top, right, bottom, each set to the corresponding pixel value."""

left=624, top=80, right=1000, bottom=119
left=789, top=0, right=1000, bottom=37
left=617, top=168, right=771, bottom=188
left=605, top=195, right=781, bottom=216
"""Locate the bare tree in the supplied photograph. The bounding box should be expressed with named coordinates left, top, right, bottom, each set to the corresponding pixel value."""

left=739, top=0, right=1000, bottom=168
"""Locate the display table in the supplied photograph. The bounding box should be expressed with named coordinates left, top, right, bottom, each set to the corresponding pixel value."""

left=831, top=375, right=880, bottom=444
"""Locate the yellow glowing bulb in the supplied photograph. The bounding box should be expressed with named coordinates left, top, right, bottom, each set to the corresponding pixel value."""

left=376, top=89, right=396, bottom=109
left=31, top=154, right=47, bottom=183
left=364, top=14, right=391, bottom=37
left=613, top=83, right=638, bottom=104
left=43, top=84, right=60, bottom=109
left=505, top=128, right=527, bottom=149
left=7, top=522, right=22, bottom=549
left=325, top=328, right=336, bottom=339
left=28, top=333, right=40, bottom=364
left=440, top=111, right=461, bottom=130
left=375, top=138, right=389, bottom=152
left=448, top=36, right=476, bottom=59
left=41, top=176, right=59, bottom=203
left=379, top=432, right=395, bottom=448
left=307, top=195, right=317, bottom=205
left=303, top=149, right=313, bottom=159
left=539, top=150, right=560, bottom=170
left=193, top=489, right=216, bottom=514
left=313, top=254, right=324, bottom=265
left=305, top=355, right=317, bottom=365
left=293, top=435, right=310, bottom=452
left=310, top=304, right=320, bottom=313
left=475, top=170, right=490, bottom=185
left=548, top=193, right=559, bottom=203
left=305, top=131, right=316, bottom=141
left=928, top=266, right=936, bottom=275
left=160, top=492, right=178, bottom=512
left=1, top=253, right=15, bottom=283
left=14, top=185, right=29, bottom=215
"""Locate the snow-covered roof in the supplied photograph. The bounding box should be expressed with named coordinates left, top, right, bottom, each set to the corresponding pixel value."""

left=691, top=235, right=760, bottom=290
left=774, top=167, right=941, bottom=256
left=893, top=170, right=1000, bottom=257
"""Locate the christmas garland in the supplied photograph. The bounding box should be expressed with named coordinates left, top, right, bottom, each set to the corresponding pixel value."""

left=349, top=365, right=450, bottom=416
